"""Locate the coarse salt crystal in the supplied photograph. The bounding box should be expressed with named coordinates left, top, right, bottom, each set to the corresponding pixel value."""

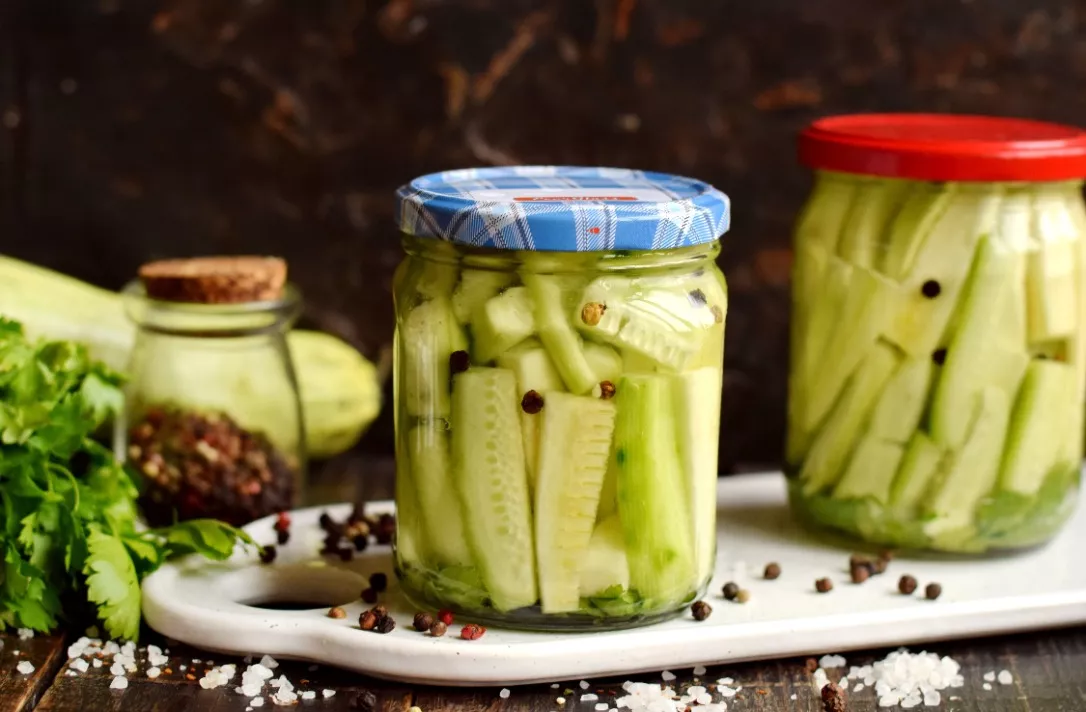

left=552, top=683, right=560, bottom=689
left=251, top=698, right=265, bottom=708
left=983, top=671, right=995, bottom=682
left=110, top=676, right=128, bottom=690
left=322, top=690, right=335, bottom=698
left=983, top=683, right=992, bottom=691
left=839, top=676, right=848, bottom=687
left=716, top=677, right=734, bottom=685
left=819, top=654, right=846, bottom=669
left=556, top=696, right=566, bottom=704
left=580, top=680, right=590, bottom=689
left=693, top=665, right=707, bottom=676
left=582, top=693, right=599, bottom=701
left=146, top=667, right=161, bottom=679
left=595, top=705, right=609, bottom=711
left=260, top=655, right=279, bottom=669
left=854, top=683, right=864, bottom=692
left=17, top=628, right=34, bottom=640
left=71, top=659, right=89, bottom=674
left=790, top=694, right=797, bottom=700
left=696, top=692, right=712, bottom=705
left=998, top=670, right=1013, bottom=685
left=271, top=689, right=297, bottom=705
left=92, top=659, right=102, bottom=669
left=718, top=685, right=738, bottom=698
left=499, top=688, right=511, bottom=699
left=110, top=662, right=126, bottom=676
left=301, top=691, right=316, bottom=700
left=16, top=661, right=34, bottom=675
left=661, top=670, right=676, bottom=682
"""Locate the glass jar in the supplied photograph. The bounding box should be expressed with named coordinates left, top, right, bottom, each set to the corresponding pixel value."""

left=120, top=275, right=305, bottom=527
left=391, top=166, right=730, bottom=630
left=787, top=114, right=1086, bottom=553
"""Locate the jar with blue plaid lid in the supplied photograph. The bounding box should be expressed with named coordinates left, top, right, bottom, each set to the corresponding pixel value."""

left=391, top=165, right=731, bottom=630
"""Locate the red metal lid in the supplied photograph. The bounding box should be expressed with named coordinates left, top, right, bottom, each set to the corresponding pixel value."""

left=798, top=113, right=1086, bottom=182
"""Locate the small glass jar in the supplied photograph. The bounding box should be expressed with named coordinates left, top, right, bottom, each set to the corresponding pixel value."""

left=120, top=272, right=305, bottom=527
left=787, top=114, right=1086, bottom=553
left=391, top=166, right=730, bottom=630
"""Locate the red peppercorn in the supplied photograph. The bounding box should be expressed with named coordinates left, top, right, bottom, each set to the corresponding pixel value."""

left=438, top=609, right=454, bottom=626
left=460, top=623, right=486, bottom=640
left=275, top=511, right=291, bottom=531
left=361, top=588, right=378, bottom=604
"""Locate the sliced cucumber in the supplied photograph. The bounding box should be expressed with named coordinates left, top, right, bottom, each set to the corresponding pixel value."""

left=413, top=243, right=461, bottom=300
left=533, top=392, right=616, bottom=613
left=1027, top=189, right=1079, bottom=343
left=672, top=367, right=722, bottom=582
left=889, top=431, right=945, bottom=515
left=471, top=286, right=536, bottom=363
left=451, top=368, right=538, bottom=611
left=832, top=437, right=905, bottom=505
left=452, top=269, right=516, bottom=324
left=578, top=514, right=629, bottom=598
left=401, top=296, right=467, bottom=417
left=1000, top=360, right=1077, bottom=496
left=614, top=374, right=696, bottom=602
left=880, top=184, right=956, bottom=279
left=866, top=355, right=934, bottom=443
left=837, top=178, right=911, bottom=268
left=522, top=273, right=598, bottom=394
left=799, top=342, right=899, bottom=496
left=496, top=340, right=566, bottom=490
left=583, top=342, right=623, bottom=383
left=407, top=424, right=473, bottom=567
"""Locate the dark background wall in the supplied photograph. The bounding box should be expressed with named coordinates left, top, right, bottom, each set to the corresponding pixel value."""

left=3, top=0, right=1086, bottom=473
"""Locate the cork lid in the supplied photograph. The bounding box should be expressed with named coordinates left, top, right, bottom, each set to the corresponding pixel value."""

left=138, top=256, right=288, bottom=304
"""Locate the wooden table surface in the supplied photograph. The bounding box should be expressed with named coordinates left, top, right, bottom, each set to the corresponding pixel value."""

left=2, top=457, right=1083, bottom=711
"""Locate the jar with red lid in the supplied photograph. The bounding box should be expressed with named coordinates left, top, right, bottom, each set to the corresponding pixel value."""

left=787, top=114, right=1086, bottom=553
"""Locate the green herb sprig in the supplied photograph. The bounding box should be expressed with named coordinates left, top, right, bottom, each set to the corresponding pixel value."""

left=0, top=318, right=254, bottom=640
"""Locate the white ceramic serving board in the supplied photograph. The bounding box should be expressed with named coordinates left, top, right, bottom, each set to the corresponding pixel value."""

left=142, top=472, right=1086, bottom=687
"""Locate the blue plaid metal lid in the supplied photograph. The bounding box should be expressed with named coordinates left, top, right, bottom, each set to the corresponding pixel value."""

left=395, top=166, right=731, bottom=252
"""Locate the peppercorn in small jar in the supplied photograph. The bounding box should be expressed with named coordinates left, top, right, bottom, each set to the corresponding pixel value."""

left=787, top=114, right=1086, bottom=553
left=120, top=256, right=305, bottom=527
left=392, top=166, right=730, bottom=631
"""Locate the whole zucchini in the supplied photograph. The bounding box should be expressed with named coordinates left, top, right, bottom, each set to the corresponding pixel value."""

left=0, top=254, right=383, bottom=459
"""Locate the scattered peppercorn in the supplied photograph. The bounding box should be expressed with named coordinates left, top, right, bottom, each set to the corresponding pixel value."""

left=372, top=605, right=389, bottom=619
left=369, top=572, right=388, bottom=593
left=259, top=545, right=277, bottom=564
left=521, top=390, right=545, bottom=414
left=449, top=350, right=471, bottom=374
left=374, top=616, right=396, bottom=634
left=925, top=582, right=942, bottom=600
left=361, top=588, right=378, bottom=604
left=899, top=575, right=918, bottom=595
left=438, top=609, right=454, bottom=626
left=710, top=304, right=724, bottom=323
left=352, top=690, right=378, bottom=712
left=276, top=529, right=290, bottom=546
left=129, top=407, right=296, bottom=527
left=872, top=557, right=888, bottom=575
left=598, top=381, right=616, bottom=400
left=932, top=348, right=947, bottom=365
left=328, top=607, right=347, bottom=619
left=460, top=623, right=486, bottom=640
left=721, top=582, right=740, bottom=600
left=359, top=610, right=378, bottom=631
left=736, top=589, right=751, bottom=604
left=275, top=511, right=291, bottom=531
left=429, top=621, right=447, bottom=637
left=688, top=289, right=708, bottom=306
left=319, top=512, right=334, bottom=530
left=348, top=502, right=367, bottom=525
left=921, top=280, right=942, bottom=299
left=690, top=600, right=712, bottom=621
left=764, top=562, right=781, bottom=580
left=821, top=681, right=846, bottom=712
left=581, top=302, right=606, bottom=326
left=338, top=547, right=354, bottom=562
left=815, top=577, right=833, bottom=593
left=353, top=535, right=369, bottom=552
left=879, top=549, right=895, bottom=562
left=851, top=565, right=870, bottom=584
left=413, top=612, right=434, bottom=632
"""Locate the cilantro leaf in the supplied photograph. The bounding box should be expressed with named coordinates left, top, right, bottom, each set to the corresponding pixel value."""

left=84, top=527, right=141, bottom=641
left=159, top=519, right=256, bottom=561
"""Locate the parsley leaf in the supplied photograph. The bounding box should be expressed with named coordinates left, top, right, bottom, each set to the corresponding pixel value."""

left=84, top=527, right=141, bottom=641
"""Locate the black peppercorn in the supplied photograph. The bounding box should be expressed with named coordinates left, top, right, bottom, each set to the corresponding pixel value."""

left=764, top=562, right=781, bottom=580
left=319, top=512, right=334, bottom=530
left=372, top=605, right=388, bottom=619
left=374, top=616, right=396, bottom=634
left=921, top=280, right=942, bottom=299
left=899, top=575, right=918, bottom=595
left=521, top=390, right=545, bottom=414
left=369, top=572, right=388, bottom=593
left=449, top=350, right=471, bottom=375
left=932, top=348, right=947, bottom=365
left=688, top=288, right=708, bottom=306
left=276, top=529, right=290, bottom=546
left=375, top=530, right=393, bottom=545
left=413, top=612, right=434, bottom=632
left=348, top=502, right=367, bottom=525
left=925, top=582, right=942, bottom=600
left=815, top=577, right=833, bottom=593
left=352, top=690, right=378, bottom=712
left=871, top=556, right=888, bottom=575
left=721, top=582, right=740, bottom=600
left=353, top=534, right=369, bottom=552
left=690, top=600, right=712, bottom=621
left=599, top=381, right=616, bottom=400
left=338, top=547, right=353, bottom=562
left=361, top=588, right=378, bottom=604
left=259, top=545, right=277, bottom=564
